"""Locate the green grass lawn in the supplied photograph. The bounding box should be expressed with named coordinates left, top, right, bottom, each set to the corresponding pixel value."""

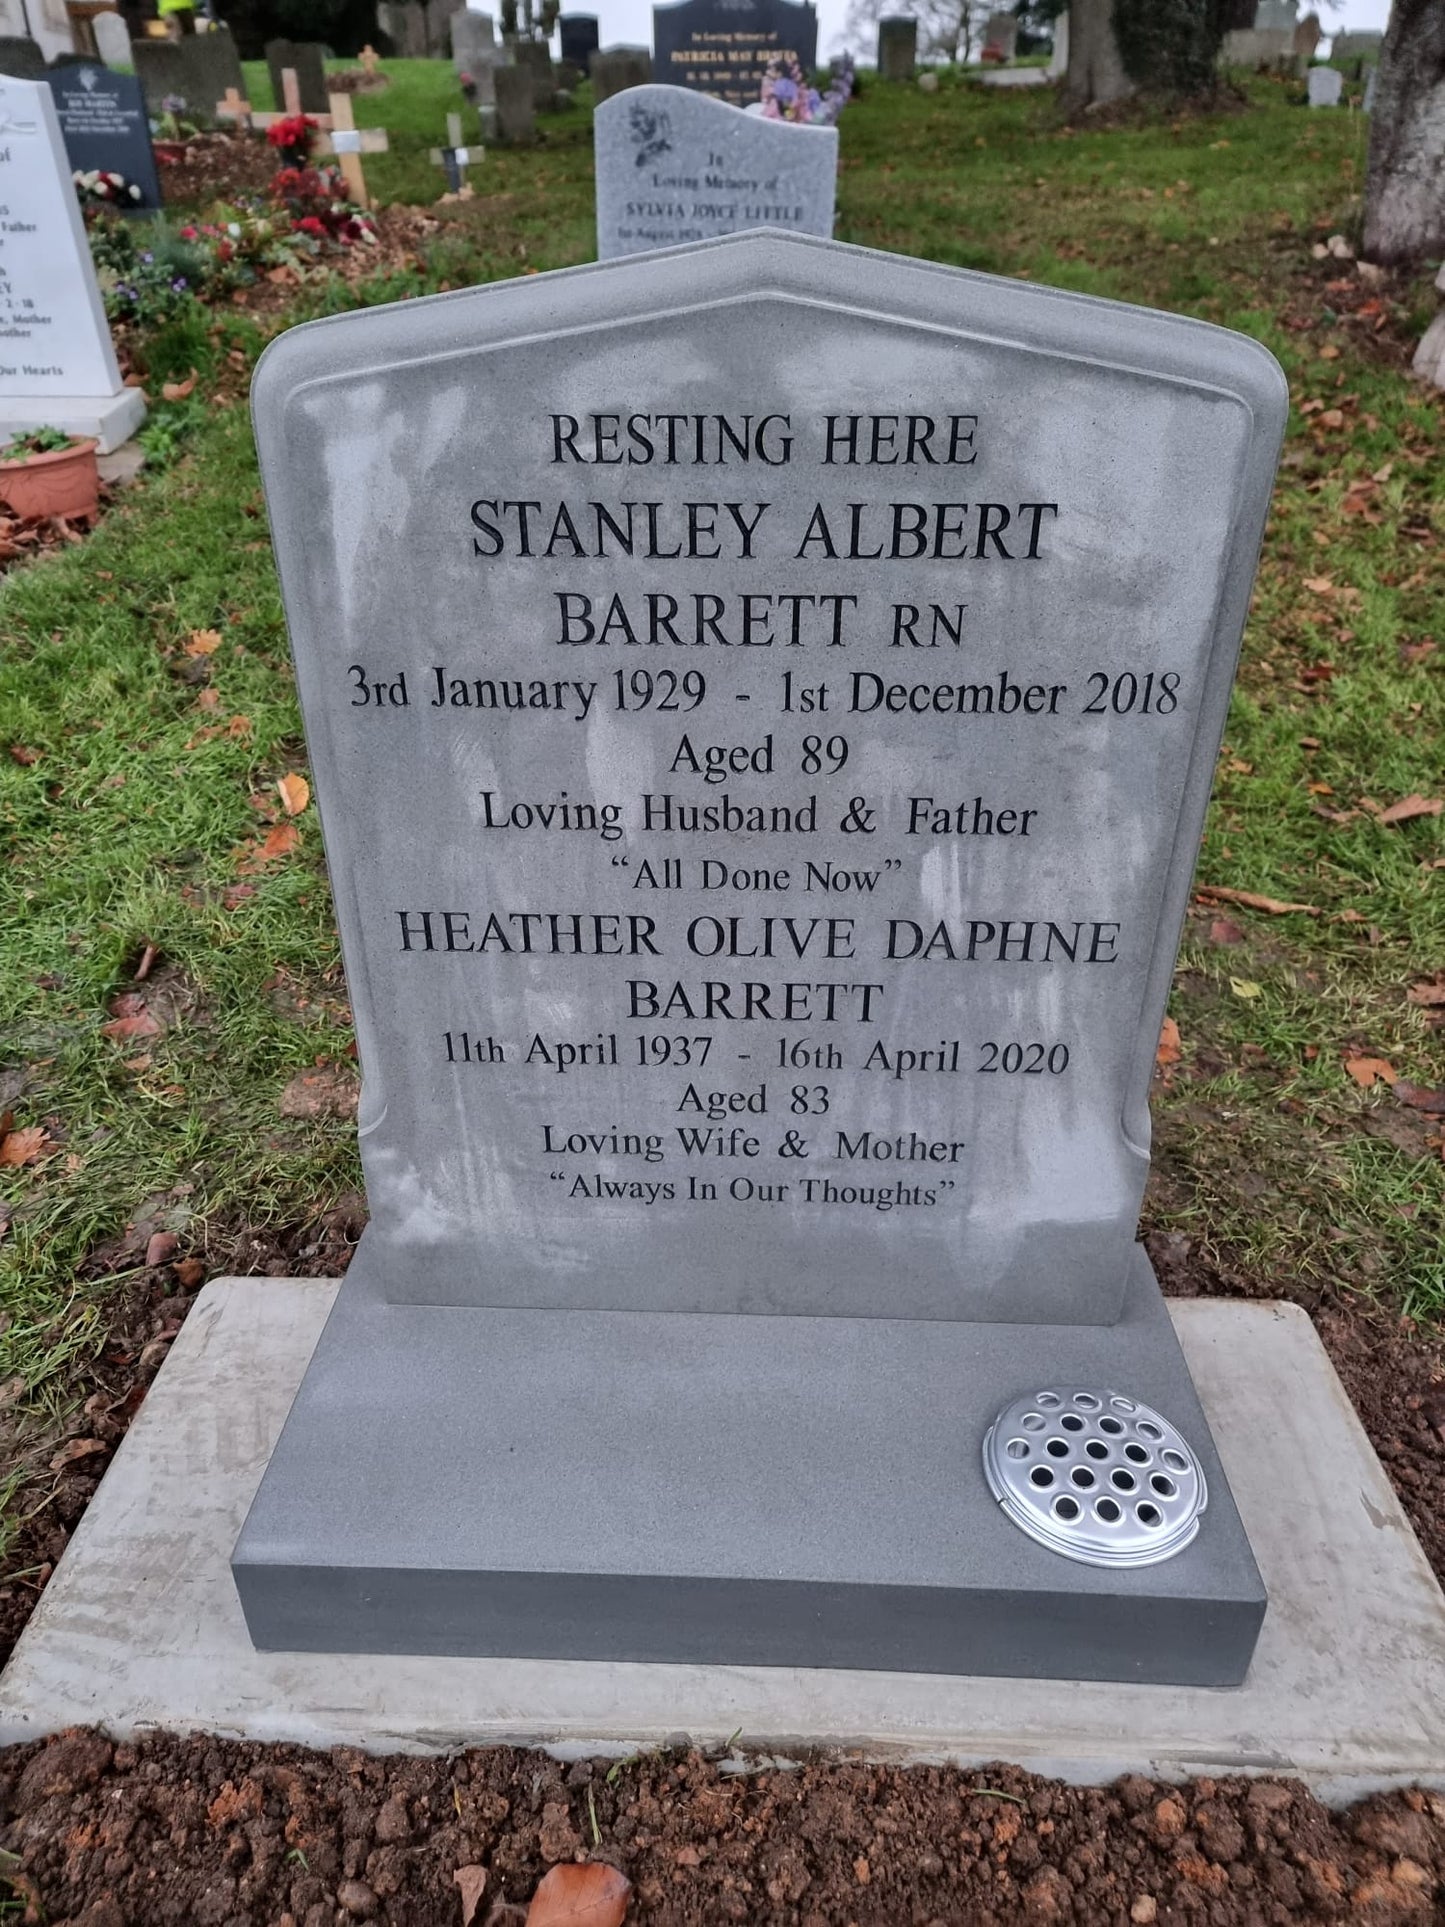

left=0, top=75, right=1441, bottom=1571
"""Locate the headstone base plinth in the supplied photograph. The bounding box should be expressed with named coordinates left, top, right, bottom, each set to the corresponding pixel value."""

left=1, top=387, right=145, bottom=454
left=231, top=1247, right=1263, bottom=1685
left=5, top=1278, right=1445, bottom=1799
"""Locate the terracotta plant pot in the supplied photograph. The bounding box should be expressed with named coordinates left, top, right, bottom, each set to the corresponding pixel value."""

left=0, top=438, right=101, bottom=520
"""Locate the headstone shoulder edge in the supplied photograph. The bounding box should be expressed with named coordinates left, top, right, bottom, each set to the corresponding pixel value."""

left=252, top=231, right=1288, bottom=441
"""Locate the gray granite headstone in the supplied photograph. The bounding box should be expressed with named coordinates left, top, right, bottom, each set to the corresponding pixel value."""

left=235, top=231, right=1283, bottom=1679
left=595, top=83, right=836, bottom=258
left=1307, top=63, right=1342, bottom=106
left=590, top=45, right=651, bottom=100
left=0, top=36, right=47, bottom=79
left=450, top=9, right=497, bottom=69
left=264, top=37, right=329, bottom=114
left=46, top=61, right=163, bottom=211
left=492, top=60, right=534, bottom=139
left=876, top=15, right=916, bottom=79
left=92, top=11, right=134, bottom=69
left=653, top=0, right=817, bottom=108
left=1253, top=0, right=1297, bottom=28
left=511, top=36, right=555, bottom=106
left=131, top=29, right=244, bottom=119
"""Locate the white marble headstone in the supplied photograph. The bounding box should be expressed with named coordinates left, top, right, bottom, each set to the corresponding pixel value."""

left=92, top=10, right=134, bottom=68
left=1307, top=64, right=1342, bottom=106
left=594, top=83, right=836, bottom=261
left=0, top=75, right=144, bottom=451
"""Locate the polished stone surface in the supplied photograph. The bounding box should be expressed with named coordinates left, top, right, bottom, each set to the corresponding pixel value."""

left=652, top=0, right=817, bottom=106
left=248, top=232, right=1286, bottom=1328
left=6, top=1279, right=1441, bottom=1802
left=595, top=85, right=836, bottom=257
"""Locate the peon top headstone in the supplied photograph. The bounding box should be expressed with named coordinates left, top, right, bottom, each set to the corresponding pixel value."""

left=595, top=83, right=836, bottom=259
left=46, top=62, right=163, bottom=211
left=249, top=231, right=1286, bottom=1329
left=264, top=37, right=329, bottom=115
left=559, top=11, right=599, bottom=67
left=0, top=75, right=145, bottom=451
left=653, top=0, right=817, bottom=109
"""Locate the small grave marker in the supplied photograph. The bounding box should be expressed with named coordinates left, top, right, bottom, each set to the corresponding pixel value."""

left=316, top=89, right=388, bottom=207
left=429, top=108, right=481, bottom=192
left=1307, top=64, right=1342, bottom=106
left=215, top=84, right=251, bottom=126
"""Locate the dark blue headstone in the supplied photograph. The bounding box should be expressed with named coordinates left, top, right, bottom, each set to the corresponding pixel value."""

left=652, top=0, right=817, bottom=106
left=558, top=12, right=599, bottom=66
left=46, top=61, right=163, bottom=213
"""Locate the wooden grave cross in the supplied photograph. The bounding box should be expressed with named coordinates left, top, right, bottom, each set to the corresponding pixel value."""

left=215, top=86, right=253, bottom=128
left=314, top=90, right=389, bottom=208
left=429, top=111, right=482, bottom=195
left=246, top=68, right=333, bottom=133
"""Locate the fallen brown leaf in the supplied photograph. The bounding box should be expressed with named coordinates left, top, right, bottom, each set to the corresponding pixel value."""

left=454, top=1864, right=487, bottom=1927
left=277, top=771, right=310, bottom=816
left=175, top=1257, right=206, bottom=1288
left=1378, top=794, right=1443, bottom=827
left=237, top=821, right=300, bottom=873
left=1407, top=978, right=1445, bottom=1009
left=525, top=1863, right=631, bottom=1927
left=49, top=1437, right=107, bottom=1472
left=185, top=628, right=222, bottom=656
left=1394, top=1080, right=1445, bottom=1117
left=1195, top=885, right=1320, bottom=917
left=162, top=369, right=198, bottom=401
left=1344, top=1056, right=1396, bottom=1088
left=8, top=743, right=38, bottom=765
left=0, top=1124, right=52, bottom=1167
left=1302, top=576, right=1334, bottom=594
left=145, top=1230, right=179, bottom=1268
left=101, top=1010, right=161, bottom=1040
left=1155, top=1016, right=1181, bottom=1067
left=1208, top=917, right=1245, bottom=945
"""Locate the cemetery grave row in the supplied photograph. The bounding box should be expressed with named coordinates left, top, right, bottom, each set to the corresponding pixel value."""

left=0, top=35, right=1443, bottom=1916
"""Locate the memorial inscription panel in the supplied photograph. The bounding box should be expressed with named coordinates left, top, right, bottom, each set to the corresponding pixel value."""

left=0, top=76, right=128, bottom=402
left=652, top=0, right=817, bottom=106
left=595, top=85, right=837, bottom=258
left=254, top=234, right=1285, bottom=1324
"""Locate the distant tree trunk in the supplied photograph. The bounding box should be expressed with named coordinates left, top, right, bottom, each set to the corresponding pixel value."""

left=1363, top=0, right=1445, bottom=265
left=1062, top=0, right=1133, bottom=108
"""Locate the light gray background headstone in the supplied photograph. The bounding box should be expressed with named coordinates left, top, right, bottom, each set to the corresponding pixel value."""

left=983, top=10, right=1017, bottom=58
left=1254, top=0, right=1297, bottom=29
left=1307, top=63, right=1342, bottom=105
left=92, top=10, right=133, bottom=69
left=492, top=60, right=533, bottom=139
left=590, top=45, right=651, bottom=100
left=0, top=74, right=144, bottom=450
left=595, top=83, right=837, bottom=258
left=1047, top=10, right=1069, bottom=77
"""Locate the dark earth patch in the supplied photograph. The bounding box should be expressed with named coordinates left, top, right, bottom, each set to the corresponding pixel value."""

left=3, top=1734, right=1444, bottom=1924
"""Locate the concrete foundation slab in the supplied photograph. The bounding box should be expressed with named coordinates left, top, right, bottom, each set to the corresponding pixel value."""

left=3, top=1278, right=1444, bottom=1802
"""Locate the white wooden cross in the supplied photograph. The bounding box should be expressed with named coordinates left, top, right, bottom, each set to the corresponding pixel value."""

left=314, top=91, right=389, bottom=208
left=429, top=110, right=482, bottom=195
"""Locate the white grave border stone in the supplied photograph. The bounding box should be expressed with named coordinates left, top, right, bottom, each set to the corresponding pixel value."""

left=0, top=75, right=145, bottom=453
